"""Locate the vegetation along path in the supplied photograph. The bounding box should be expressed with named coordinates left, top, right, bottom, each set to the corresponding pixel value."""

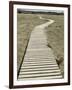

left=18, top=15, right=62, bottom=80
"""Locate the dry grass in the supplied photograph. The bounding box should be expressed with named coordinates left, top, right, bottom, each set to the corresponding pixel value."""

left=17, top=13, right=64, bottom=77
left=17, top=13, right=46, bottom=73
left=41, top=14, right=64, bottom=76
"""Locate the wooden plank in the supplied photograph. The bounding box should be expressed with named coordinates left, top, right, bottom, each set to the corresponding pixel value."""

left=18, top=72, right=62, bottom=78
left=20, top=67, right=60, bottom=72
left=20, top=69, right=61, bottom=74
left=18, top=75, right=62, bottom=80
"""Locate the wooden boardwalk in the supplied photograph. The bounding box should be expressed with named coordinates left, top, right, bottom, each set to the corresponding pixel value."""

left=18, top=16, right=62, bottom=80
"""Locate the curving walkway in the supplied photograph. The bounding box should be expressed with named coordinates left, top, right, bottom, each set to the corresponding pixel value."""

left=18, top=16, right=62, bottom=80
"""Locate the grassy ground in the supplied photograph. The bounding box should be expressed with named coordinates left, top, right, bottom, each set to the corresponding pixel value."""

left=17, top=13, right=46, bottom=73
left=41, top=14, right=64, bottom=77
left=17, top=13, right=64, bottom=77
